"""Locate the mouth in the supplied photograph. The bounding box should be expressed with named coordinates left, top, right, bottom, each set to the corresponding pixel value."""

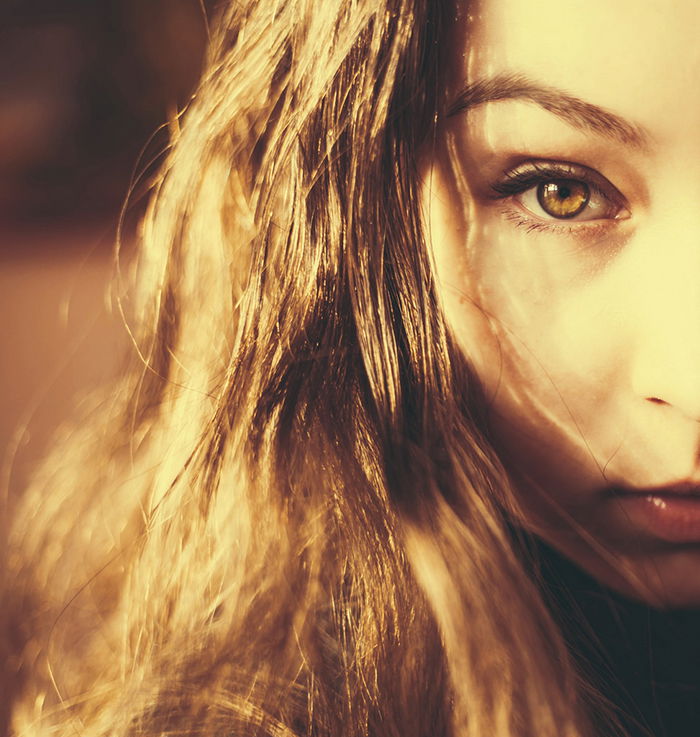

left=609, top=481, right=700, bottom=498
left=608, top=483, right=700, bottom=543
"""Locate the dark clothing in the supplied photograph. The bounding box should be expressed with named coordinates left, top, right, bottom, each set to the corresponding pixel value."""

left=536, top=541, right=700, bottom=737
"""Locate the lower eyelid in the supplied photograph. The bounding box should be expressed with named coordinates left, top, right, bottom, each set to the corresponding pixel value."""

left=498, top=205, right=622, bottom=237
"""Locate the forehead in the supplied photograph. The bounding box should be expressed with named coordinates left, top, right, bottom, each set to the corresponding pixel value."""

left=456, top=0, right=700, bottom=133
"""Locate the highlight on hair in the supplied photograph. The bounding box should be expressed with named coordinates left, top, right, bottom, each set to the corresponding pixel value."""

left=3, top=1, right=619, bottom=736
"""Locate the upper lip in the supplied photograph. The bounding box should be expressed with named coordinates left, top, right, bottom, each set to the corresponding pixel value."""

left=610, top=481, right=700, bottom=497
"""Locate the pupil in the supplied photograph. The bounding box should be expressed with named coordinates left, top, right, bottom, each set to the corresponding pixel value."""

left=557, top=185, right=572, bottom=200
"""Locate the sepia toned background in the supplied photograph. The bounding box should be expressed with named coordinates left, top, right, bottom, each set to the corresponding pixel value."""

left=0, top=0, right=215, bottom=495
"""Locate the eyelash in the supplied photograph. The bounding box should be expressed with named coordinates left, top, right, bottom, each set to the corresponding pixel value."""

left=489, top=161, right=627, bottom=235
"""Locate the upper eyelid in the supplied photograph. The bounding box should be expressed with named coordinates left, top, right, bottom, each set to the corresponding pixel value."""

left=490, top=161, right=627, bottom=203
left=504, top=161, right=608, bottom=187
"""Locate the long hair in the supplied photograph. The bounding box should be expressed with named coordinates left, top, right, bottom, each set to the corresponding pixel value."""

left=5, top=2, right=606, bottom=735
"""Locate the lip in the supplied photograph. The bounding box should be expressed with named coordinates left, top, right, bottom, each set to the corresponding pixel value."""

left=610, top=483, right=700, bottom=543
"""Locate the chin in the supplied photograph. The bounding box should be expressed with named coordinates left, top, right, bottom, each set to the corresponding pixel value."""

left=620, top=549, right=700, bottom=610
left=547, top=535, right=700, bottom=610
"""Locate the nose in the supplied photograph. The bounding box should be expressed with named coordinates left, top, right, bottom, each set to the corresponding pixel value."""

left=628, top=217, right=700, bottom=422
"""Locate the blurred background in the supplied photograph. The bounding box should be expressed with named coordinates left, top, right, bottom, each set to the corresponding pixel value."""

left=0, top=0, right=216, bottom=496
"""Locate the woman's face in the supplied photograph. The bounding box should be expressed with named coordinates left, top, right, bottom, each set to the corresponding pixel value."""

left=425, top=0, right=700, bottom=607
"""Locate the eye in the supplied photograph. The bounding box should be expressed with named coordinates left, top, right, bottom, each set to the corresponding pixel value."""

left=490, top=162, right=628, bottom=225
left=519, top=177, right=616, bottom=221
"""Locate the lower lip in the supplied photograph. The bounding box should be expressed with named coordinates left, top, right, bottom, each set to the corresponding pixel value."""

left=614, top=493, right=700, bottom=543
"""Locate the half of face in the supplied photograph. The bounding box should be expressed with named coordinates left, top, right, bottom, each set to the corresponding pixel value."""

left=424, top=0, right=700, bottom=607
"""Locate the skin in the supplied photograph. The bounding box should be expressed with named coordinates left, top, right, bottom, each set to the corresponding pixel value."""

left=424, top=0, right=700, bottom=607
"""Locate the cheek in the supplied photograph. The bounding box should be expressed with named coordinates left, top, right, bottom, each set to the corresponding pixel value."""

left=423, top=162, right=628, bottom=498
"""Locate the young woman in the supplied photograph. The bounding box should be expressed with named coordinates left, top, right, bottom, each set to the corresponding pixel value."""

left=5, top=1, right=700, bottom=735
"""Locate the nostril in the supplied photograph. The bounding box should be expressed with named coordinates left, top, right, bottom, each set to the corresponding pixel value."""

left=646, top=397, right=669, bottom=406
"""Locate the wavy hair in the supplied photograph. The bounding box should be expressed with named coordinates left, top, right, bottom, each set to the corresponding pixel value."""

left=5, top=1, right=612, bottom=735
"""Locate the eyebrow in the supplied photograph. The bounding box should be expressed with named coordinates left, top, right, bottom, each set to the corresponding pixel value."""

left=446, top=73, right=649, bottom=149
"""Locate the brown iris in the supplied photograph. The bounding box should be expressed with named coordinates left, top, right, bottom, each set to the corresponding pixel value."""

left=536, top=179, right=590, bottom=219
